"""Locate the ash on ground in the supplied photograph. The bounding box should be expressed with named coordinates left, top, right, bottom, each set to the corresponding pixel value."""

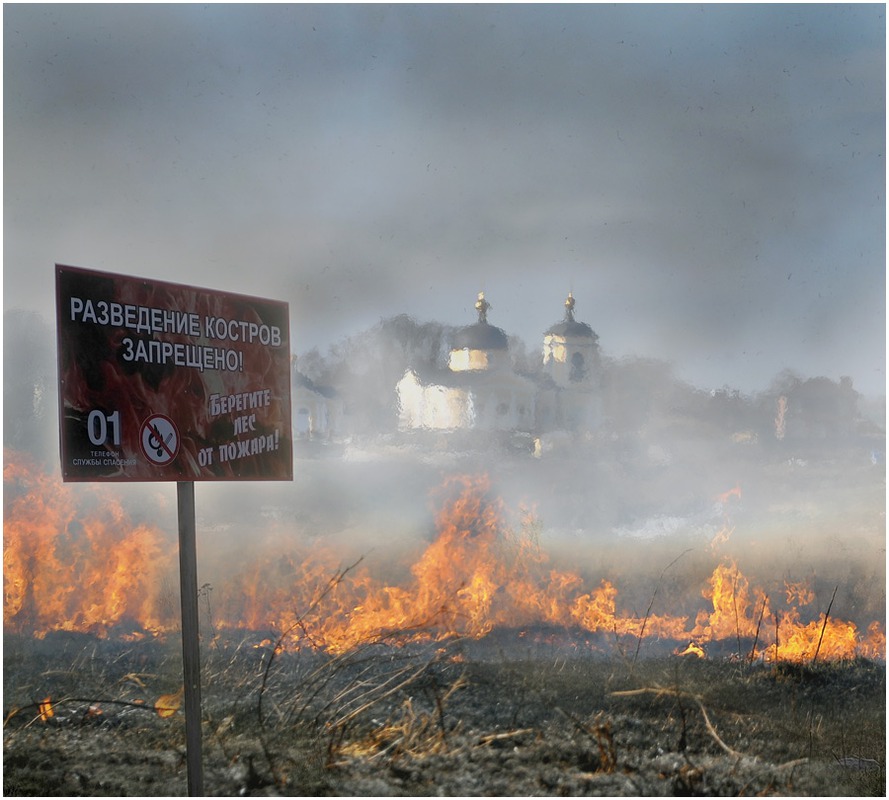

left=3, top=635, right=884, bottom=797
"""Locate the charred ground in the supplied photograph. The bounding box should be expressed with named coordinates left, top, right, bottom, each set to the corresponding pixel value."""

left=3, top=632, right=885, bottom=797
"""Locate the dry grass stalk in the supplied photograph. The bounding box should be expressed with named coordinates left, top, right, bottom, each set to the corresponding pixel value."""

left=610, top=686, right=745, bottom=758
left=610, top=685, right=812, bottom=772
left=328, top=664, right=467, bottom=765
left=732, top=574, right=742, bottom=659
left=631, top=549, right=691, bottom=671
left=334, top=699, right=438, bottom=762
left=556, top=706, right=618, bottom=773
left=326, top=659, right=434, bottom=734
left=812, top=585, right=838, bottom=664
left=749, top=594, right=768, bottom=661
left=477, top=728, right=535, bottom=745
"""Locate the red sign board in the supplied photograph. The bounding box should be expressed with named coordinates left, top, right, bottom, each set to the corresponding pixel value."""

left=56, top=264, right=293, bottom=482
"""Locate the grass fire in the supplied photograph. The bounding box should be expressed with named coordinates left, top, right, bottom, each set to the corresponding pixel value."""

left=5, top=454, right=883, bottom=662
left=3, top=448, right=885, bottom=795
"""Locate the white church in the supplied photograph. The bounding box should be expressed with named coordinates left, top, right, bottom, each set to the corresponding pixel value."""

left=396, top=292, right=602, bottom=434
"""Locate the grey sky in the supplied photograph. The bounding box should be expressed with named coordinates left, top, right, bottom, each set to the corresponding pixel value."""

left=4, top=3, right=885, bottom=396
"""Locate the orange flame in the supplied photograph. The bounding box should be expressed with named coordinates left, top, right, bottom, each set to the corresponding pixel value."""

left=3, top=453, right=884, bottom=664
left=155, top=686, right=184, bottom=719
left=785, top=578, right=815, bottom=606
left=692, top=559, right=769, bottom=641
left=4, top=450, right=175, bottom=638
left=675, top=642, right=707, bottom=658
left=38, top=696, right=54, bottom=722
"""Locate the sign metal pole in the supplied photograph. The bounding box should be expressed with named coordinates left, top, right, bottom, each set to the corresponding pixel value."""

left=177, top=480, right=204, bottom=796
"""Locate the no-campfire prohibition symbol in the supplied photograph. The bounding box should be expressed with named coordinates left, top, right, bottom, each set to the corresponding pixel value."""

left=140, top=414, right=180, bottom=466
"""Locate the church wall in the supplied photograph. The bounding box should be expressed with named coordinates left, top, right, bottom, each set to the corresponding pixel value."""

left=396, top=371, right=425, bottom=429
left=397, top=370, right=473, bottom=430
left=448, top=348, right=510, bottom=372
left=448, top=348, right=489, bottom=371
left=469, top=383, right=536, bottom=432
left=421, top=384, right=472, bottom=429
left=543, top=334, right=599, bottom=389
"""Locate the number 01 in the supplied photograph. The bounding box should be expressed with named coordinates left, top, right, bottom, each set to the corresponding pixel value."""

left=87, top=410, right=121, bottom=447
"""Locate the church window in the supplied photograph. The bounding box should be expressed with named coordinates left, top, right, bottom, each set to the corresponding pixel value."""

left=570, top=352, right=586, bottom=382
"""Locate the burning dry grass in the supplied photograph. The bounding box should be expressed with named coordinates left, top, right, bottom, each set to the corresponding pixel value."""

left=3, top=451, right=176, bottom=638
left=3, top=445, right=885, bottom=793
left=4, top=450, right=885, bottom=662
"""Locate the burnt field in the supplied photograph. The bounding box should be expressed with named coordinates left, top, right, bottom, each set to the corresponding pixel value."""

left=2, top=632, right=885, bottom=797
left=4, top=425, right=886, bottom=795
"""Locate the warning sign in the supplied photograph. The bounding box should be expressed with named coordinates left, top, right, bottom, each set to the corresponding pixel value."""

left=140, top=415, right=180, bottom=465
left=56, top=264, right=293, bottom=482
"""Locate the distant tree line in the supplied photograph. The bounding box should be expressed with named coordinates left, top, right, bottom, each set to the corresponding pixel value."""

left=296, top=314, right=883, bottom=446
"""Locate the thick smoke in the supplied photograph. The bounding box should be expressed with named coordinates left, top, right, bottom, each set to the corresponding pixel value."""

left=4, top=310, right=58, bottom=465
left=3, top=308, right=885, bottom=649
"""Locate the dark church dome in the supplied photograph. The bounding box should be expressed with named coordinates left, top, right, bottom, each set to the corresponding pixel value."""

left=452, top=321, right=509, bottom=350
left=545, top=292, right=598, bottom=341
left=546, top=318, right=596, bottom=339
left=451, top=291, right=509, bottom=350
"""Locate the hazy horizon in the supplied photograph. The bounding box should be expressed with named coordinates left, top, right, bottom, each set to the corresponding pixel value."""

left=4, top=4, right=886, bottom=399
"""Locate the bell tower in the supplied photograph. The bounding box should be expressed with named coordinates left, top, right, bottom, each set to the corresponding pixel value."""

left=543, top=293, right=599, bottom=389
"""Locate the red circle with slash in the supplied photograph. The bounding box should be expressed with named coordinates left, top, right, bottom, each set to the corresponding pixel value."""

left=140, top=414, right=180, bottom=465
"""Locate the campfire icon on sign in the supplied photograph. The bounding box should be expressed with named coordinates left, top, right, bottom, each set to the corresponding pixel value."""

left=140, top=414, right=180, bottom=466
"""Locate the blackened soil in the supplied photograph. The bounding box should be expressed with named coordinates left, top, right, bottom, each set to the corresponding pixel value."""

left=3, top=635, right=885, bottom=796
